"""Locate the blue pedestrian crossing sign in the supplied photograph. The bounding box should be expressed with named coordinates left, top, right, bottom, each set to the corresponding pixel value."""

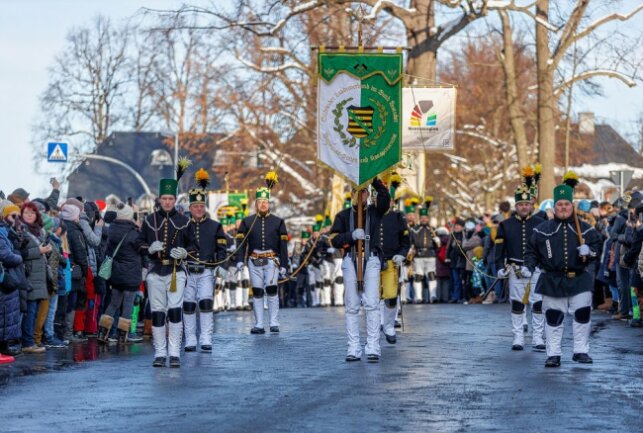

left=47, top=142, right=68, bottom=163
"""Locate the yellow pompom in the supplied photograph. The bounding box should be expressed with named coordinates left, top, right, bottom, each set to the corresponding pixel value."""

left=390, top=172, right=403, bottom=188
left=314, top=214, right=323, bottom=223
left=521, top=166, right=535, bottom=178
left=194, top=168, right=210, bottom=189
left=344, top=192, right=352, bottom=200
left=562, top=170, right=579, bottom=189
left=265, top=171, right=279, bottom=189
left=534, top=163, right=542, bottom=175
left=409, top=196, right=420, bottom=206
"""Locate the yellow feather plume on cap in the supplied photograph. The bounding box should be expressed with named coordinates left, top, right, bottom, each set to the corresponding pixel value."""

left=521, top=166, right=535, bottom=187
left=265, top=171, right=279, bottom=189
left=389, top=172, right=403, bottom=188
left=176, top=157, right=192, bottom=181
left=409, top=196, right=420, bottom=206
left=533, top=163, right=542, bottom=183
left=314, top=214, right=323, bottom=223
left=344, top=192, right=352, bottom=201
left=194, top=168, right=210, bottom=190
left=562, top=170, right=579, bottom=189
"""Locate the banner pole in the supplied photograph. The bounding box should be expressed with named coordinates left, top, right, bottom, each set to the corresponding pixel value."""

left=357, top=188, right=364, bottom=293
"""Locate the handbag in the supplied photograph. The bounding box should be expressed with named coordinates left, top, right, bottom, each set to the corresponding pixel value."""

left=0, top=263, right=28, bottom=294
left=98, top=232, right=129, bottom=280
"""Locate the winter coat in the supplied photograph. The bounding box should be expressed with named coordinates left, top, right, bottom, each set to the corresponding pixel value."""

left=80, top=216, right=101, bottom=274
left=20, top=228, right=49, bottom=301
left=106, top=220, right=144, bottom=290
left=0, top=224, right=23, bottom=341
left=64, top=220, right=89, bottom=292
left=462, top=231, right=482, bottom=272
left=47, top=235, right=65, bottom=294
left=447, top=231, right=466, bottom=270
left=435, top=233, right=451, bottom=278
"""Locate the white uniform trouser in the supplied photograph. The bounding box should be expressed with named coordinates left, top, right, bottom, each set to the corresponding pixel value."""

left=226, top=266, right=241, bottom=309
left=147, top=271, right=187, bottom=358
left=183, top=270, right=214, bottom=348
left=240, top=265, right=250, bottom=307
left=308, top=265, right=322, bottom=306
left=380, top=300, right=397, bottom=337
left=508, top=268, right=544, bottom=347
left=543, top=291, right=592, bottom=357
left=320, top=261, right=333, bottom=306
left=413, top=257, right=437, bottom=302
left=343, top=255, right=381, bottom=358
left=332, top=257, right=344, bottom=306
left=400, top=264, right=411, bottom=303
left=248, top=254, right=280, bottom=328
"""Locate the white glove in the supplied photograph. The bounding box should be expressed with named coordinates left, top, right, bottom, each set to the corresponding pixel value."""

left=392, top=255, right=405, bottom=266
left=520, top=266, right=532, bottom=278
left=279, top=267, right=287, bottom=278
left=578, top=244, right=590, bottom=257
left=170, top=247, right=188, bottom=260
left=432, top=237, right=441, bottom=248
left=352, top=228, right=365, bottom=240
left=497, top=268, right=508, bottom=278
left=327, top=247, right=336, bottom=254
left=236, top=262, right=244, bottom=271
left=148, top=241, right=164, bottom=254
left=227, top=245, right=236, bottom=252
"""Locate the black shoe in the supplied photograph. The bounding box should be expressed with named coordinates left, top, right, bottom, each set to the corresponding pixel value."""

left=128, top=333, right=143, bottom=343
left=367, top=354, right=380, bottom=363
left=169, top=356, right=181, bottom=368
left=201, top=345, right=212, bottom=352
left=184, top=346, right=197, bottom=352
left=250, top=327, right=265, bottom=334
left=152, top=357, right=166, bottom=367
left=71, top=332, right=88, bottom=342
left=545, top=356, right=561, bottom=368
left=523, top=324, right=528, bottom=333
left=384, top=333, right=396, bottom=344
left=270, top=326, right=280, bottom=333
left=572, top=353, right=593, bottom=364
left=512, top=344, right=524, bottom=351
left=394, top=320, right=402, bottom=329
left=533, top=344, right=546, bottom=352
left=345, top=355, right=361, bottom=362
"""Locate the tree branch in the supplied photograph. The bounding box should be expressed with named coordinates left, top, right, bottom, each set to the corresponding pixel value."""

left=554, top=69, right=637, bottom=97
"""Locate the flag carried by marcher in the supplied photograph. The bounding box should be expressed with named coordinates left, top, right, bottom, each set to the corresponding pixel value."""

left=317, top=50, right=403, bottom=187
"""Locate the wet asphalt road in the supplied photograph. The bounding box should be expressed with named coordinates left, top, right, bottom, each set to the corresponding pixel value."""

left=0, top=304, right=642, bottom=433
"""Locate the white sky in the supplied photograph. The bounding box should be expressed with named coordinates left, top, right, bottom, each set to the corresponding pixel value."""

left=0, top=0, right=642, bottom=200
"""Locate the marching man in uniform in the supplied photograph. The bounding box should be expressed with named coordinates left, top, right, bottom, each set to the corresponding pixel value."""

left=379, top=174, right=410, bottom=344
left=235, top=172, right=289, bottom=334
left=410, top=197, right=441, bottom=304
left=330, top=178, right=390, bottom=362
left=494, top=180, right=546, bottom=351
left=139, top=158, right=197, bottom=368
left=183, top=169, right=227, bottom=353
left=525, top=172, right=602, bottom=367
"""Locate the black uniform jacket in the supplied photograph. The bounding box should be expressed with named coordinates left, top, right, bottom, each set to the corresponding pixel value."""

left=525, top=216, right=602, bottom=298
left=139, top=208, right=198, bottom=276
left=188, top=217, right=227, bottom=266
left=235, top=213, right=289, bottom=268
left=380, top=210, right=410, bottom=260
left=494, top=214, right=545, bottom=270
left=329, top=179, right=390, bottom=255
left=411, top=225, right=438, bottom=258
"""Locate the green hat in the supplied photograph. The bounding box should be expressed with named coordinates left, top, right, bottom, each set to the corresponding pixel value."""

left=159, top=179, right=178, bottom=197
left=235, top=211, right=244, bottom=221
left=514, top=184, right=532, bottom=204
left=301, top=230, right=310, bottom=239
left=256, top=187, right=270, bottom=200
left=554, top=184, right=574, bottom=204
left=189, top=188, right=207, bottom=205
left=221, top=216, right=228, bottom=225
left=419, top=208, right=428, bottom=216
left=313, top=223, right=321, bottom=232
left=323, top=215, right=332, bottom=228
left=404, top=205, right=415, bottom=214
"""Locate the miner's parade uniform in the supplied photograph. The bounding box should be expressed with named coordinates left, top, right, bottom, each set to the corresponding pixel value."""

left=410, top=198, right=440, bottom=304
left=400, top=199, right=418, bottom=303
left=379, top=179, right=410, bottom=344
left=183, top=169, right=227, bottom=353
left=494, top=184, right=546, bottom=351
left=525, top=173, right=603, bottom=368
left=304, top=221, right=326, bottom=307
left=139, top=159, right=197, bottom=368
left=318, top=216, right=335, bottom=307
left=235, top=175, right=289, bottom=334
left=330, top=178, right=390, bottom=362
left=234, top=211, right=252, bottom=310
left=222, top=216, right=241, bottom=310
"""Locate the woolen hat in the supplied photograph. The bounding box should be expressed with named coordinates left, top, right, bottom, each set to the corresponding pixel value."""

left=2, top=204, right=20, bottom=219
left=61, top=204, right=81, bottom=222
left=64, top=198, right=84, bottom=212
left=116, top=203, right=134, bottom=221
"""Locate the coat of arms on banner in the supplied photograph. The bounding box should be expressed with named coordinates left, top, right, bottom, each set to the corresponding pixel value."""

left=317, top=52, right=403, bottom=187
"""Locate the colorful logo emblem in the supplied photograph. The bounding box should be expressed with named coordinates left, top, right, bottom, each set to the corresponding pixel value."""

left=410, top=100, right=437, bottom=127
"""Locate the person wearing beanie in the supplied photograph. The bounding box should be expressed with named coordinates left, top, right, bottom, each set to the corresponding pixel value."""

left=98, top=203, right=145, bottom=346
left=182, top=169, right=227, bottom=353
left=138, top=158, right=197, bottom=368
left=494, top=184, right=546, bottom=352
left=2, top=204, right=20, bottom=221
left=61, top=204, right=81, bottom=222
left=524, top=172, right=603, bottom=368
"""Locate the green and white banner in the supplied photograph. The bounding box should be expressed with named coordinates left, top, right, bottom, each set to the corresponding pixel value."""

left=317, top=51, right=403, bottom=187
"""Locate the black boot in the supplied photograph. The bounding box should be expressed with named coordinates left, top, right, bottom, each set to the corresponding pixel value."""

left=152, top=357, right=166, bottom=367
left=117, top=329, right=128, bottom=345
left=97, top=327, right=110, bottom=344
left=169, top=356, right=181, bottom=368
left=545, top=356, right=561, bottom=368
left=572, top=353, right=593, bottom=364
